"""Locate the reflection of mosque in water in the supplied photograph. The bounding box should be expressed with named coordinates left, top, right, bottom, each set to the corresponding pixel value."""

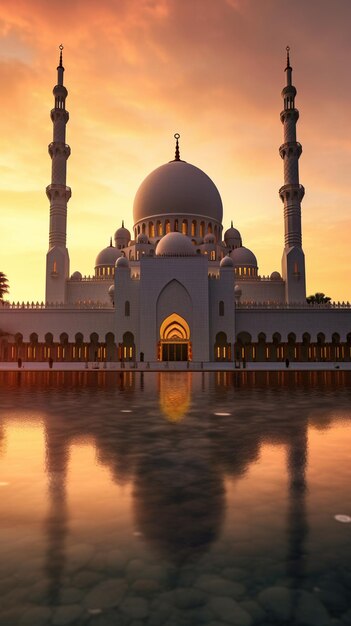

left=1, top=371, right=349, bottom=599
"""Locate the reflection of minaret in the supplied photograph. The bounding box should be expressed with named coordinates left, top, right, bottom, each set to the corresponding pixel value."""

left=279, top=47, right=306, bottom=303
left=44, top=420, right=69, bottom=604
left=0, top=422, right=6, bottom=459
left=286, top=422, right=309, bottom=586
left=45, top=45, right=71, bottom=304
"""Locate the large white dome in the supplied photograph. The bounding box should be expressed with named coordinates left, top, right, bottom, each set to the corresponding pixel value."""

left=133, top=160, right=223, bottom=224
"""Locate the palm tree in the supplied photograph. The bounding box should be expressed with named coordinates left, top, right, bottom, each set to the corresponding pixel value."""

left=0, top=272, right=9, bottom=301
left=306, top=292, right=331, bottom=304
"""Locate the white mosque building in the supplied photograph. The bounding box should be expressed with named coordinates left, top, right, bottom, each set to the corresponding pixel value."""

left=0, top=47, right=350, bottom=365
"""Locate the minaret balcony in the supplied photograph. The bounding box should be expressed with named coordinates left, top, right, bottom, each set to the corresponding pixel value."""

left=46, top=184, right=72, bottom=202
left=280, top=108, right=299, bottom=124
left=279, top=142, right=302, bottom=159
left=50, top=108, right=69, bottom=123
left=48, top=142, right=71, bottom=159
left=279, top=183, right=305, bottom=203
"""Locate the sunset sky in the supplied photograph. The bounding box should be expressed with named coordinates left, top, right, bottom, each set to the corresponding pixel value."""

left=0, top=0, right=350, bottom=302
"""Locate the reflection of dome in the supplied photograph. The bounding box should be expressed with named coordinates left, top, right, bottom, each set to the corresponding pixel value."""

left=133, top=161, right=223, bottom=224
left=155, top=232, right=196, bottom=257
left=270, top=271, right=282, bottom=280
left=70, top=271, right=82, bottom=280
left=220, top=256, right=234, bottom=268
left=230, top=246, right=257, bottom=267
left=136, top=233, right=149, bottom=244
left=133, top=453, right=225, bottom=562
left=95, top=244, right=122, bottom=267
left=115, top=256, right=129, bottom=268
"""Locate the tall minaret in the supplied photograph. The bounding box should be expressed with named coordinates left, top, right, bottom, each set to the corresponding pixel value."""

left=279, top=47, right=306, bottom=303
left=45, top=45, right=71, bottom=304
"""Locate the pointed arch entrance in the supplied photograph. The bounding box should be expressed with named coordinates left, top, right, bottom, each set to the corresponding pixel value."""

left=158, top=313, right=191, bottom=361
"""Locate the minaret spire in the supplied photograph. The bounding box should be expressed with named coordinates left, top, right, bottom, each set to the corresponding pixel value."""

left=57, top=44, right=64, bottom=86
left=279, top=47, right=306, bottom=303
left=45, top=45, right=71, bottom=304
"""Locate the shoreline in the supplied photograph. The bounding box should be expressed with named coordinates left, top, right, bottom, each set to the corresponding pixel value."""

left=1, top=361, right=351, bottom=372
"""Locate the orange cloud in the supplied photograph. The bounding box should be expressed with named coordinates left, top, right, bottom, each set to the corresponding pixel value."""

left=0, top=0, right=350, bottom=302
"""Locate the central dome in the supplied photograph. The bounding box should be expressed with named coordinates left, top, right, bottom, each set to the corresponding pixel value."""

left=155, top=232, right=196, bottom=257
left=133, top=161, right=223, bottom=224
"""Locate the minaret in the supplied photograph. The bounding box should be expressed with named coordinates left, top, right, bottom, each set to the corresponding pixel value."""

left=279, top=47, right=306, bottom=303
left=45, top=45, right=71, bottom=304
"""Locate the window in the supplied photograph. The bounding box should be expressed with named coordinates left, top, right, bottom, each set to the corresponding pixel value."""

left=210, top=251, right=216, bottom=261
left=219, top=301, right=224, bottom=316
left=125, top=301, right=130, bottom=317
left=191, top=221, right=196, bottom=237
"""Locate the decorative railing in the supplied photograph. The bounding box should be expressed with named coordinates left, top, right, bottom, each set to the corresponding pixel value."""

left=236, top=301, right=351, bottom=309
left=0, top=301, right=112, bottom=310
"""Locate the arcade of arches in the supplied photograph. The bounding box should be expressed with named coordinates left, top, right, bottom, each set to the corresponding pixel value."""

left=1, top=330, right=351, bottom=363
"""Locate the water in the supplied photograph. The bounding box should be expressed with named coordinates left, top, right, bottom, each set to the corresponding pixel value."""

left=0, top=371, right=350, bottom=625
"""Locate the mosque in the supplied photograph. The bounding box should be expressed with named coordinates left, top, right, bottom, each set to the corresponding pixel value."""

left=0, top=47, right=350, bottom=365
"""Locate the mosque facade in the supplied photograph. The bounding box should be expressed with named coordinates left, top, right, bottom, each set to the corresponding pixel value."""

left=0, top=48, right=350, bottom=365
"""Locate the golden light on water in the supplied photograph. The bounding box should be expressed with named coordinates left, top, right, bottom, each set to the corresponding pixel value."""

left=158, top=372, right=192, bottom=422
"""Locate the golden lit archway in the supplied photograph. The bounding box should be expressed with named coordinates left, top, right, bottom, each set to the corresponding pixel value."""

left=159, top=313, right=191, bottom=361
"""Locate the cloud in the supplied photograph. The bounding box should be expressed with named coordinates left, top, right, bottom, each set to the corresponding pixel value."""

left=0, top=0, right=351, bottom=302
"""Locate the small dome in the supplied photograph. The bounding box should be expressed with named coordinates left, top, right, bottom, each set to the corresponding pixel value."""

left=155, top=232, right=196, bottom=257
left=133, top=160, right=223, bottom=224
left=114, top=222, right=131, bottom=246
left=234, top=285, right=242, bottom=297
left=224, top=225, right=242, bottom=248
left=137, top=233, right=149, bottom=244
left=230, top=246, right=257, bottom=268
left=95, top=244, right=122, bottom=267
left=220, top=256, right=234, bottom=268
left=270, top=271, right=281, bottom=280
left=115, top=256, right=129, bottom=268
left=70, top=271, right=82, bottom=280
left=204, top=233, right=215, bottom=244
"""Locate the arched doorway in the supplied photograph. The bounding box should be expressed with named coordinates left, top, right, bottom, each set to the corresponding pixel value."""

left=159, top=314, right=191, bottom=361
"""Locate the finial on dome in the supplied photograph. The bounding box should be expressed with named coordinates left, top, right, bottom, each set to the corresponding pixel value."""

left=174, top=133, right=180, bottom=161
left=231, top=220, right=233, bottom=228
left=122, top=220, right=124, bottom=227
left=109, top=236, right=112, bottom=246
